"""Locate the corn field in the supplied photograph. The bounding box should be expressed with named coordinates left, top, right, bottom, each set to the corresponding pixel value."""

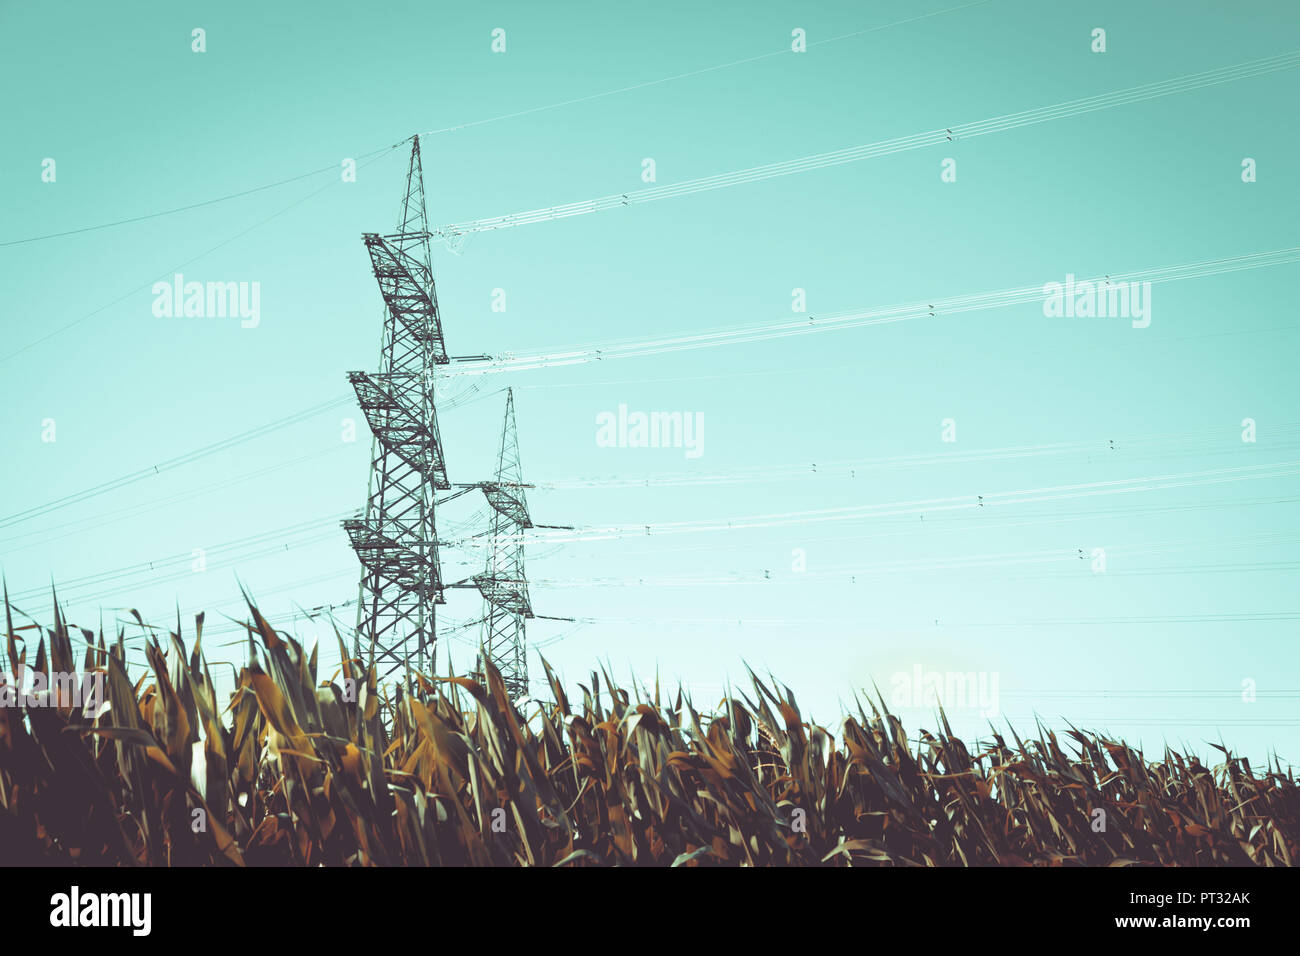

left=1, top=595, right=1296, bottom=867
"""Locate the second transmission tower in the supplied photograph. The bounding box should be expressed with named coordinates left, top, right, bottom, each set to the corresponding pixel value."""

left=474, top=389, right=534, bottom=699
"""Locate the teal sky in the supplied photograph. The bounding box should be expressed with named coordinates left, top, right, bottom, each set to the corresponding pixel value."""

left=2, top=0, right=1298, bottom=765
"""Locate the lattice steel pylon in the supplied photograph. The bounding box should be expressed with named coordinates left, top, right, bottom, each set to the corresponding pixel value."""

left=346, top=135, right=449, bottom=687
left=474, top=389, right=534, bottom=699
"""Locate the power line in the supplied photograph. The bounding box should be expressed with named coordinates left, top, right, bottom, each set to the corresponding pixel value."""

left=454, top=459, right=1300, bottom=547
left=10, top=423, right=1295, bottom=618
left=36, top=530, right=346, bottom=611
left=0, top=379, right=498, bottom=536
left=0, top=446, right=350, bottom=556
left=0, top=148, right=401, bottom=365
left=418, top=0, right=995, bottom=136
left=539, top=422, right=1300, bottom=491
left=442, top=245, right=1300, bottom=378
left=0, top=2, right=993, bottom=249
left=535, top=530, right=1300, bottom=590
left=0, top=145, right=395, bottom=248
left=4, top=512, right=349, bottom=603
left=435, top=50, right=1300, bottom=238
left=578, top=610, right=1300, bottom=628
left=554, top=496, right=1300, bottom=564
left=4, top=239, right=1288, bottom=538
left=30, top=498, right=1300, bottom=634
left=0, top=396, right=352, bottom=530
left=25, top=480, right=1300, bottom=631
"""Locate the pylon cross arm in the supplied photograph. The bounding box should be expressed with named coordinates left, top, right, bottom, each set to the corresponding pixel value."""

left=480, top=483, right=532, bottom=527
left=472, top=574, right=533, bottom=617
left=345, top=517, right=444, bottom=600
left=347, top=371, right=449, bottom=489
left=363, top=233, right=449, bottom=363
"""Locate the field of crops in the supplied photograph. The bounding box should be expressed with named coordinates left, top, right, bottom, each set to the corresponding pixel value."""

left=1, top=597, right=1296, bottom=867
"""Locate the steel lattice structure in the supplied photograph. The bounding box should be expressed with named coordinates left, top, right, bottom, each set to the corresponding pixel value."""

left=474, top=389, right=534, bottom=699
left=346, top=135, right=449, bottom=685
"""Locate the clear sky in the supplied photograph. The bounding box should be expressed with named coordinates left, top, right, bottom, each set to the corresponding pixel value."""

left=2, top=0, right=1298, bottom=766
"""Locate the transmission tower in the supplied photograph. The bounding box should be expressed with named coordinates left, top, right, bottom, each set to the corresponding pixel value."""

left=344, top=135, right=449, bottom=686
left=473, top=389, right=534, bottom=699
